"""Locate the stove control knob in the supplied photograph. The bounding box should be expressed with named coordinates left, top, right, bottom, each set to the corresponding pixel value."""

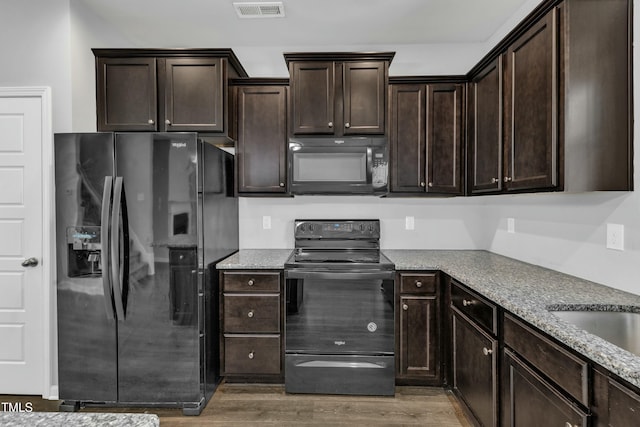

left=299, top=224, right=306, bottom=232
left=358, top=224, right=365, bottom=232
left=308, top=224, right=314, bottom=232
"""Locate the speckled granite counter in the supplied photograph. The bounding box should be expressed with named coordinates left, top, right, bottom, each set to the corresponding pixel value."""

left=216, top=248, right=640, bottom=390
left=0, top=412, right=159, bottom=426
left=216, top=249, right=293, bottom=269
left=383, top=249, right=640, bottom=390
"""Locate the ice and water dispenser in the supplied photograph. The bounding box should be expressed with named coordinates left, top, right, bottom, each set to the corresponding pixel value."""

left=66, top=226, right=102, bottom=277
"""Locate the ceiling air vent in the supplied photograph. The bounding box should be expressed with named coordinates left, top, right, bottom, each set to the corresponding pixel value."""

left=233, top=2, right=285, bottom=19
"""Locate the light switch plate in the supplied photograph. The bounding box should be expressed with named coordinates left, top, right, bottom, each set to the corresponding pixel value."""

left=405, top=216, right=415, bottom=230
left=262, top=215, right=271, bottom=230
left=606, top=223, right=624, bottom=250
left=507, top=218, right=515, bottom=234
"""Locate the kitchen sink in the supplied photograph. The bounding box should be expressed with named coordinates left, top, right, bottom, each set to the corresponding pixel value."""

left=550, top=310, right=640, bottom=357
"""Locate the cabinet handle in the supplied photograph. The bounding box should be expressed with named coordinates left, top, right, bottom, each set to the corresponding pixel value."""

left=491, top=178, right=499, bottom=184
left=165, top=119, right=171, bottom=125
left=415, top=281, right=423, bottom=288
left=247, top=310, right=254, bottom=318
left=420, top=182, right=426, bottom=187
left=148, top=119, right=155, bottom=124
left=248, top=351, right=255, bottom=360
left=345, top=122, right=351, bottom=128
left=179, top=254, right=184, bottom=260
left=279, top=182, right=285, bottom=187
left=503, top=176, right=512, bottom=183
left=482, top=347, right=493, bottom=356
left=328, top=121, right=333, bottom=128
left=402, top=304, right=409, bottom=311
left=247, top=279, right=255, bottom=286
left=428, top=182, right=433, bottom=188
left=565, top=423, right=578, bottom=427
left=462, top=299, right=474, bottom=307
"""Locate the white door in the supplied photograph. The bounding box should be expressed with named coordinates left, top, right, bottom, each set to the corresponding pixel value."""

left=0, top=88, right=52, bottom=395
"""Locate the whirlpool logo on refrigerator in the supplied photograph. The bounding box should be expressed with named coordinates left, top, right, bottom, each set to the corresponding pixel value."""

left=171, top=142, right=187, bottom=148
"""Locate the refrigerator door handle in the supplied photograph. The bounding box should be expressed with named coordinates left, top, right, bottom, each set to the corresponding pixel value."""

left=101, top=176, right=115, bottom=320
left=111, top=176, right=127, bottom=320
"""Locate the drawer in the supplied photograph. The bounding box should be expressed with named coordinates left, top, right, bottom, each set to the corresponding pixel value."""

left=451, top=280, right=497, bottom=335
left=224, top=294, right=280, bottom=333
left=224, top=335, right=281, bottom=375
left=503, top=313, right=589, bottom=406
left=169, top=248, right=196, bottom=265
left=223, top=271, right=280, bottom=292
left=399, top=272, right=438, bottom=295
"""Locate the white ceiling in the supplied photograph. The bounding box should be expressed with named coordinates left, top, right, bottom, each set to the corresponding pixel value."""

left=75, top=0, right=536, bottom=76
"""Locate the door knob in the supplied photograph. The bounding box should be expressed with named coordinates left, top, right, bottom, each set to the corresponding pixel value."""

left=21, top=257, right=38, bottom=267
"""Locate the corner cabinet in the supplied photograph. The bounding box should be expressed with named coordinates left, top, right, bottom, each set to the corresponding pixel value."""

left=232, top=80, right=288, bottom=194
left=219, top=270, right=284, bottom=382
left=467, top=0, right=632, bottom=194
left=94, top=49, right=248, bottom=134
left=389, top=80, right=464, bottom=195
left=285, top=52, right=394, bottom=136
left=396, top=272, right=442, bottom=385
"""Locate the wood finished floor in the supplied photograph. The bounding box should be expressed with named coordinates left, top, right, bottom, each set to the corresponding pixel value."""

left=2, top=383, right=472, bottom=426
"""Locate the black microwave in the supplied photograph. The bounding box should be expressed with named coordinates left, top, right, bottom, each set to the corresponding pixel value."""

left=288, top=136, right=388, bottom=195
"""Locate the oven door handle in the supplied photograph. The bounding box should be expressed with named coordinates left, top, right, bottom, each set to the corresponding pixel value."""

left=284, top=270, right=395, bottom=281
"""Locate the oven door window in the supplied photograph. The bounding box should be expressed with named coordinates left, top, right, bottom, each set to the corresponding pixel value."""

left=286, top=278, right=394, bottom=356
left=292, top=151, right=367, bottom=183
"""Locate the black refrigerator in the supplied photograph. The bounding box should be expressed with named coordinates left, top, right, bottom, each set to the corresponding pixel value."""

left=54, top=132, right=238, bottom=415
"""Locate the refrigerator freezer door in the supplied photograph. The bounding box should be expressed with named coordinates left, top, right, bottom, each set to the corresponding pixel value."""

left=114, top=133, right=200, bottom=403
left=54, top=133, right=118, bottom=402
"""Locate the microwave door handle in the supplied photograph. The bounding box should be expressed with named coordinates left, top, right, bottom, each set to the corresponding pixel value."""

left=110, top=177, right=127, bottom=321
left=101, top=176, right=115, bottom=320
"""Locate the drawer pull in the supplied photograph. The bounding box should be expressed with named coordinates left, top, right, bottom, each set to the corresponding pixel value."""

left=415, top=281, right=423, bottom=288
left=247, top=279, right=255, bottom=286
left=248, top=351, right=255, bottom=360
left=247, top=310, right=254, bottom=318
left=402, top=304, right=409, bottom=311
left=482, top=347, right=493, bottom=356
left=462, top=299, right=474, bottom=307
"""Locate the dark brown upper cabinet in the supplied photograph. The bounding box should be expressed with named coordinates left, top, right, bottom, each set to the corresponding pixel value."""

left=390, top=80, right=464, bottom=195
left=466, top=0, right=632, bottom=195
left=285, top=52, right=394, bottom=136
left=233, top=81, right=288, bottom=195
left=468, top=57, right=503, bottom=194
left=503, top=10, right=558, bottom=192
left=94, top=49, right=247, bottom=135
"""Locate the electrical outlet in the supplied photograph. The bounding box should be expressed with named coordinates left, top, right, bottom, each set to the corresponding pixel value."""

left=507, top=218, right=515, bottom=234
left=606, top=223, right=624, bottom=251
left=405, top=216, right=415, bottom=230
left=262, top=215, right=271, bottom=230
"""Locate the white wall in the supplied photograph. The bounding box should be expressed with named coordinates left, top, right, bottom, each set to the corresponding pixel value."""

left=239, top=196, right=488, bottom=249
left=0, top=0, right=72, bottom=132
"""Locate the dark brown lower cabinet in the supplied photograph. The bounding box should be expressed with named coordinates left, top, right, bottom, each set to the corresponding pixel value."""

left=396, top=272, right=441, bottom=385
left=502, top=348, right=588, bottom=427
left=593, top=369, right=640, bottom=427
left=451, top=312, right=498, bottom=427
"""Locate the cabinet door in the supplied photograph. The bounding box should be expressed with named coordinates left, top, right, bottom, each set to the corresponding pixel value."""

left=504, top=9, right=559, bottom=191
left=399, top=296, right=440, bottom=382
left=426, top=84, right=464, bottom=194
left=96, top=57, right=157, bottom=131
left=343, top=61, right=386, bottom=135
left=236, top=86, right=287, bottom=193
left=164, top=58, right=224, bottom=132
left=469, top=57, right=503, bottom=193
left=389, top=84, right=426, bottom=192
left=502, top=349, right=588, bottom=427
left=290, top=61, right=335, bottom=134
left=452, top=313, right=497, bottom=427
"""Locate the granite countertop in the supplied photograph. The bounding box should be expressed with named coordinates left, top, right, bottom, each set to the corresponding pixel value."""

left=216, top=248, right=640, bottom=389
left=216, top=249, right=293, bottom=269
left=383, top=249, right=640, bottom=389
left=0, top=412, right=159, bottom=427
